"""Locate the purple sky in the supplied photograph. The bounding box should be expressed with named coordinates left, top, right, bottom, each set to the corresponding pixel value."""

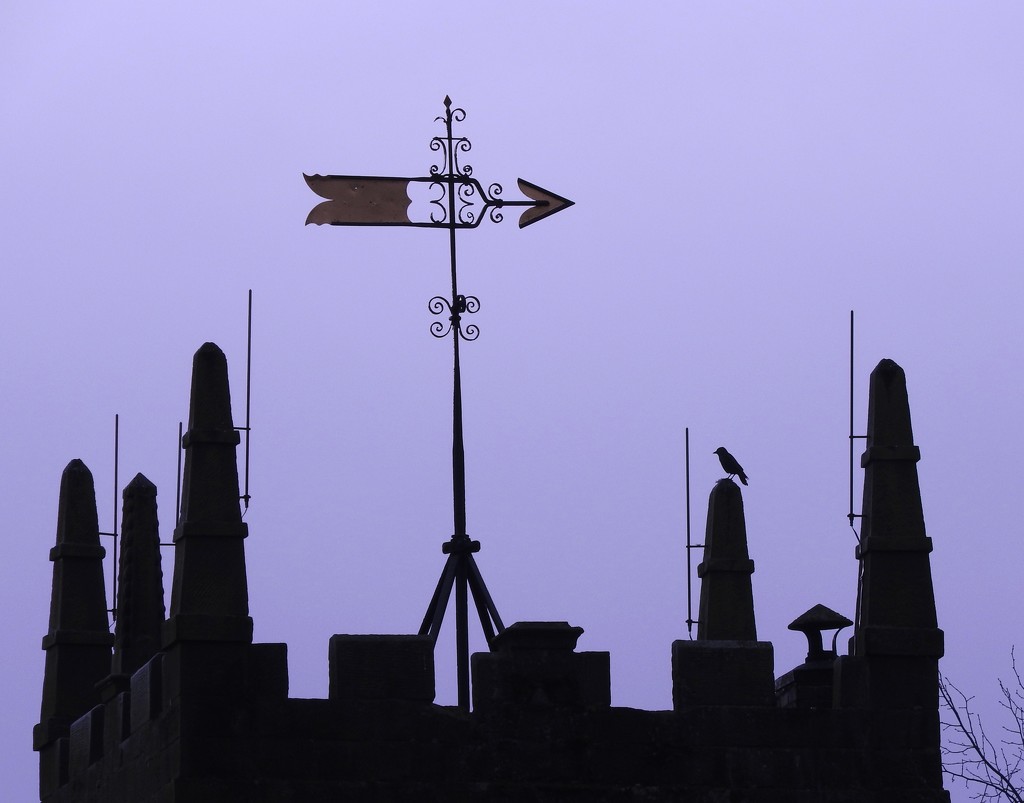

left=3, top=5, right=1022, bottom=800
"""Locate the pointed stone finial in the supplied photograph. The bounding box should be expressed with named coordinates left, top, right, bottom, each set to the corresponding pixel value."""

left=178, top=342, right=243, bottom=526
left=850, top=358, right=943, bottom=710
left=696, top=479, right=757, bottom=641
left=859, top=359, right=927, bottom=543
left=164, top=343, right=252, bottom=646
left=112, top=474, right=165, bottom=676
left=673, top=479, right=774, bottom=708
left=865, top=358, right=915, bottom=449
left=35, top=460, right=114, bottom=751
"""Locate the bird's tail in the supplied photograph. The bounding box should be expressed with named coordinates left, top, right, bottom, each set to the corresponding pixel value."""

left=739, top=472, right=749, bottom=486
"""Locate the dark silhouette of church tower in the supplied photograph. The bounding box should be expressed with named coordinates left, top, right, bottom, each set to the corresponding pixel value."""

left=34, top=348, right=950, bottom=802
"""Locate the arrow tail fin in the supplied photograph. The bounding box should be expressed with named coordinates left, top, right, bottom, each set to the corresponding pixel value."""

left=304, top=174, right=413, bottom=226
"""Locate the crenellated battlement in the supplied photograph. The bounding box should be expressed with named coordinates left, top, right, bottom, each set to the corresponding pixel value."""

left=35, top=346, right=950, bottom=802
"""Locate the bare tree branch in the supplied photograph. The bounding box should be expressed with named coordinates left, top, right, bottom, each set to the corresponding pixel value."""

left=940, top=652, right=1024, bottom=803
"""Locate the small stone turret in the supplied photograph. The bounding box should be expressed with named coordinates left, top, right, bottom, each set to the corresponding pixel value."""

left=839, top=358, right=944, bottom=713
left=164, top=342, right=252, bottom=646
left=672, top=479, right=774, bottom=708
left=696, top=479, right=757, bottom=641
left=112, top=474, right=165, bottom=677
left=34, top=460, right=114, bottom=792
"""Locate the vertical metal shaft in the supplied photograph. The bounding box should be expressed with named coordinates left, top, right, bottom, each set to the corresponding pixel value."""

left=685, top=427, right=692, bottom=637
left=849, top=310, right=855, bottom=528
left=444, top=98, right=468, bottom=540
left=452, top=336, right=467, bottom=537
left=176, top=421, right=183, bottom=527
left=443, top=96, right=471, bottom=709
left=456, top=553, right=470, bottom=708
left=243, top=289, right=252, bottom=510
left=112, top=413, right=119, bottom=622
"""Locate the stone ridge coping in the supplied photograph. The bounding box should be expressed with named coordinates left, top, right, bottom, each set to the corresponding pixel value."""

left=855, top=536, right=932, bottom=558
left=49, top=542, right=106, bottom=560
left=181, top=428, right=241, bottom=447
left=860, top=445, right=921, bottom=465
left=41, top=631, right=115, bottom=649
left=172, top=521, right=249, bottom=540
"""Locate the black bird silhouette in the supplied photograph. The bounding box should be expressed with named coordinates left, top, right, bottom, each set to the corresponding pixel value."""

left=714, top=447, right=748, bottom=485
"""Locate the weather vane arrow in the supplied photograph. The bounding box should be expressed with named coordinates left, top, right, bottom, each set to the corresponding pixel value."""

left=305, top=96, right=573, bottom=710
left=304, top=95, right=572, bottom=231
left=303, top=174, right=573, bottom=229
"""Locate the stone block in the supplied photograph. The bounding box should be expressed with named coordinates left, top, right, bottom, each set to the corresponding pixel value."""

left=159, top=640, right=253, bottom=704
left=245, top=642, right=289, bottom=699
left=776, top=660, right=837, bottom=709
left=130, top=654, right=164, bottom=733
left=162, top=612, right=253, bottom=646
left=833, top=654, right=867, bottom=709
left=102, top=691, right=131, bottom=755
left=68, top=705, right=104, bottom=777
left=329, top=634, right=435, bottom=702
left=37, top=738, right=69, bottom=800
left=672, top=640, right=775, bottom=709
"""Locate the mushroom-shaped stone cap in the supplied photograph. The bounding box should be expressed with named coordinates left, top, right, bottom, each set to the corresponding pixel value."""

left=788, top=604, right=852, bottom=634
left=789, top=605, right=852, bottom=662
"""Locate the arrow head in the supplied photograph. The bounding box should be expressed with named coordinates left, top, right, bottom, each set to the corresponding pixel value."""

left=516, top=179, right=574, bottom=228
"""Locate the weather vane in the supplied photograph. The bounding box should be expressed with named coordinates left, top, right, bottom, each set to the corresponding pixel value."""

left=305, top=96, right=574, bottom=709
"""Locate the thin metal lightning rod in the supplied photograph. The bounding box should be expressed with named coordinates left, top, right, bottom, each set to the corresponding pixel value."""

left=848, top=310, right=866, bottom=541
left=684, top=427, right=702, bottom=638
left=175, top=421, right=183, bottom=528
left=99, top=414, right=120, bottom=621
left=237, top=289, right=253, bottom=511
left=113, top=414, right=118, bottom=617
